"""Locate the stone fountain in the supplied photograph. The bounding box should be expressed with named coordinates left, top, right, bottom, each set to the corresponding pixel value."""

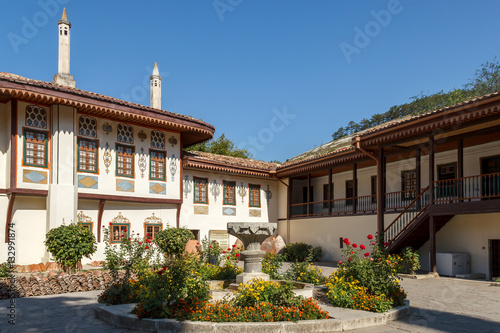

left=227, top=222, right=277, bottom=284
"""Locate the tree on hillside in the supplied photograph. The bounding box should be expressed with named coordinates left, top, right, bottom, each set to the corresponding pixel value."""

left=186, top=134, right=252, bottom=159
left=331, top=57, right=500, bottom=141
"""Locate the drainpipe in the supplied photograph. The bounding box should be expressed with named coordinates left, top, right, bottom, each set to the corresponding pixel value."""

left=354, top=136, right=378, bottom=163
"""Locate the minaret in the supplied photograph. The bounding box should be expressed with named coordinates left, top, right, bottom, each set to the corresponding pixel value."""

left=150, top=62, right=162, bottom=109
left=52, top=8, right=76, bottom=88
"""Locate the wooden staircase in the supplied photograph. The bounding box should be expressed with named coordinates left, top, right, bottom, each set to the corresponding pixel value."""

left=384, top=186, right=454, bottom=253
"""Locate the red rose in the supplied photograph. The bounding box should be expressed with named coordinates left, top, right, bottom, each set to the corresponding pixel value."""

left=364, top=252, right=370, bottom=257
left=352, top=243, right=357, bottom=248
left=371, top=241, right=376, bottom=245
left=145, top=246, right=149, bottom=249
left=139, top=242, right=142, bottom=245
left=350, top=251, right=354, bottom=255
left=123, top=229, right=127, bottom=232
left=228, top=248, right=231, bottom=251
left=338, top=261, right=342, bottom=265
left=343, top=238, right=349, bottom=244
left=345, top=241, right=350, bottom=246
left=163, top=266, right=167, bottom=270
left=232, top=245, right=236, bottom=248
left=360, top=244, right=366, bottom=250
left=102, top=225, right=105, bottom=228
left=367, top=234, right=373, bottom=240
left=209, top=245, right=212, bottom=248
left=158, top=270, right=163, bottom=275
left=384, top=242, right=390, bottom=247
left=235, top=253, right=240, bottom=257
left=227, top=256, right=230, bottom=259
left=128, top=238, right=131, bottom=241
left=222, top=251, right=226, bottom=254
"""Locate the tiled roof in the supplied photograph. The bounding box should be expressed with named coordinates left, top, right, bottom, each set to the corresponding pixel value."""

left=184, top=151, right=279, bottom=171
left=0, top=72, right=214, bottom=131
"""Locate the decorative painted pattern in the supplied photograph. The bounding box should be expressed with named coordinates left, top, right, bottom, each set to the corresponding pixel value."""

left=149, top=182, right=166, bottom=195
left=116, top=179, right=134, bottom=192
left=194, top=205, right=209, bottom=215
left=249, top=209, right=261, bottom=217
left=183, top=175, right=192, bottom=198
left=223, top=207, right=236, bottom=216
left=103, top=142, right=112, bottom=174
left=138, top=148, right=147, bottom=178
left=238, top=182, right=247, bottom=204
left=78, top=175, right=98, bottom=189
left=210, top=179, right=220, bottom=202
left=169, top=154, right=177, bottom=182
left=23, top=169, right=47, bottom=184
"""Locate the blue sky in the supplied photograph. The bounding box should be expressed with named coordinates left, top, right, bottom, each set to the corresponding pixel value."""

left=2, top=1, right=500, bottom=162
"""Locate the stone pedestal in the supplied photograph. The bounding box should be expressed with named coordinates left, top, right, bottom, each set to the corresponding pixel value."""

left=227, top=222, right=277, bottom=284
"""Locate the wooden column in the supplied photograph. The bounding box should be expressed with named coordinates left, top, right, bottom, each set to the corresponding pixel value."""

left=328, top=168, right=333, bottom=215
left=176, top=203, right=182, bottom=228
left=353, top=163, right=357, bottom=213
left=429, top=215, right=437, bottom=273
left=458, top=139, right=464, bottom=200
left=10, top=99, right=17, bottom=189
left=307, top=173, right=311, bottom=216
left=377, top=148, right=385, bottom=242
left=416, top=148, right=421, bottom=210
left=287, top=177, right=293, bottom=220
left=97, top=199, right=106, bottom=243
left=429, top=136, right=435, bottom=205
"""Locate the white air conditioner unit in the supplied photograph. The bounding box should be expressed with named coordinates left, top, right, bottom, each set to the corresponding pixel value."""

left=434, top=253, right=470, bottom=276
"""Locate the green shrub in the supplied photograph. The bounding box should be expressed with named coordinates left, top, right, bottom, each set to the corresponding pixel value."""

left=98, top=279, right=140, bottom=305
left=399, top=247, right=421, bottom=274
left=283, top=242, right=322, bottom=262
left=328, top=234, right=406, bottom=311
left=284, top=251, right=326, bottom=285
left=233, top=279, right=299, bottom=308
left=262, top=253, right=286, bottom=280
left=0, top=262, right=13, bottom=278
left=44, top=223, right=97, bottom=273
left=197, top=236, right=224, bottom=265
left=154, top=226, right=194, bottom=258
left=132, top=257, right=210, bottom=319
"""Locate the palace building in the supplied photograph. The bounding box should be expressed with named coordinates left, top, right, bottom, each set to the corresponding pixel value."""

left=1, top=10, right=499, bottom=280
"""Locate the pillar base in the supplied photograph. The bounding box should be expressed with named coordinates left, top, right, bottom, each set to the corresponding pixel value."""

left=236, top=272, right=270, bottom=284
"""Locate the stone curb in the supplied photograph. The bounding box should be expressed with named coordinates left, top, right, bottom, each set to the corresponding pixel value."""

left=94, top=300, right=410, bottom=332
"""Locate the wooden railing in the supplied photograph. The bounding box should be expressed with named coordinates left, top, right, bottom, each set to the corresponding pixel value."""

left=434, top=172, right=500, bottom=203
left=289, top=172, right=500, bottom=219
left=384, top=186, right=429, bottom=244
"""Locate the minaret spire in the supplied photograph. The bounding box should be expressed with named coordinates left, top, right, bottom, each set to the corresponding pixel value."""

left=52, top=8, right=75, bottom=88
left=150, top=62, right=162, bottom=109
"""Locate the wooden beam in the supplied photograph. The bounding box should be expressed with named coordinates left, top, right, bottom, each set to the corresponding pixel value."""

left=10, top=99, right=17, bottom=189
left=429, top=215, right=437, bottom=273
left=97, top=199, right=106, bottom=243
left=78, top=192, right=182, bottom=204
left=4, top=194, right=16, bottom=243
left=176, top=203, right=182, bottom=228
left=287, top=177, right=292, bottom=221
left=377, top=148, right=384, bottom=243
left=353, top=163, right=357, bottom=213
left=328, top=168, right=333, bottom=215
left=428, top=136, right=435, bottom=205
left=307, top=174, right=311, bottom=217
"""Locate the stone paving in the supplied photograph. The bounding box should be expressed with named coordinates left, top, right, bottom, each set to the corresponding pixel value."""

left=1, top=264, right=499, bottom=332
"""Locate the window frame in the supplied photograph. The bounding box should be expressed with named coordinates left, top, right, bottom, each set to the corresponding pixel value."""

left=345, top=180, right=354, bottom=206
left=109, top=223, right=130, bottom=244
left=115, top=143, right=135, bottom=178
left=78, top=222, right=93, bottom=233
left=25, top=105, right=47, bottom=129
left=23, top=127, right=49, bottom=168
left=249, top=184, right=261, bottom=208
left=401, top=169, right=417, bottom=200
left=144, top=223, right=163, bottom=240
left=223, top=181, right=236, bottom=206
left=77, top=137, right=99, bottom=174
left=193, top=177, right=209, bottom=204
left=149, top=149, right=166, bottom=181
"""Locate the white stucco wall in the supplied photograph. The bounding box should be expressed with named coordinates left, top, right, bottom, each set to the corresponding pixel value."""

left=418, top=213, right=500, bottom=280
left=181, top=170, right=278, bottom=245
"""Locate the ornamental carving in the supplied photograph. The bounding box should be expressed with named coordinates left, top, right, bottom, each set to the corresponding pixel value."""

left=210, top=179, right=220, bottom=202
left=183, top=175, right=192, bottom=198
left=144, top=213, right=163, bottom=225
left=110, top=212, right=130, bottom=224
left=169, top=154, right=177, bottom=181
left=103, top=143, right=112, bottom=174
left=266, top=185, right=273, bottom=205
left=77, top=211, right=93, bottom=223
left=168, top=135, right=178, bottom=147
left=238, top=182, right=247, bottom=204
left=138, top=147, right=147, bottom=178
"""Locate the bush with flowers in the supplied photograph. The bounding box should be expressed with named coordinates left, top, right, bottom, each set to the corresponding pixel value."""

left=284, top=250, right=326, bottom=285
left=262, top=253, right=286, bottom=280
left=154, top=225, right=194, bottom=259
left=326, top=234, right=406, bottom=312
left=197, top=236, right=224, bottom=265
